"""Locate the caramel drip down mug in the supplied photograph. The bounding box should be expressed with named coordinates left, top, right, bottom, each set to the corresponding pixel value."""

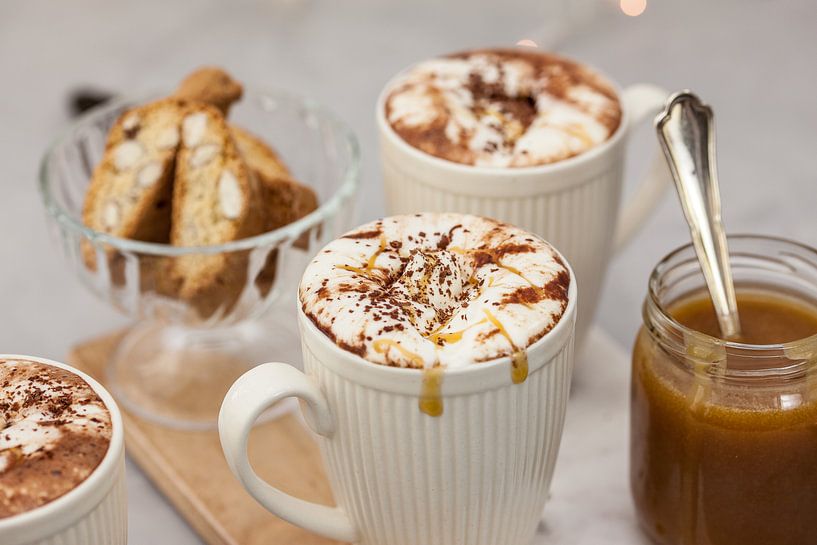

left=219, top=275, right=577, bottom=545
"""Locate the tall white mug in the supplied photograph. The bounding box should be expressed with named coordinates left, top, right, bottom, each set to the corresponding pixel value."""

left=377, top=54, right=669, bottom=344
left=219, top=270, right=577, bottom=545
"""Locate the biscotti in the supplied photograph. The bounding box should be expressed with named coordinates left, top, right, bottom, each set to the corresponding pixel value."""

left=231, top=125, right=318, bottom=237
left=168, top=104, right=266, bottom=317
left=81, top=98, right=184, bottom=270
left=231, top=125, right=290, bottom=179
left=173, top=66, right=243, bottom=116
left=257, top=172, right=316, bottom=228
left=79, top=66, right=323, bottom=317
left=252, top=172, right=319, bottom=296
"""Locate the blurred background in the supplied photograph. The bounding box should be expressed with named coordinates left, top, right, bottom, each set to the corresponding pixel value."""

left=2, top=0, right=816, bottom=542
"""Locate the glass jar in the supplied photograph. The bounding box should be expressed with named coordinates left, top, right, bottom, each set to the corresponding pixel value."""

left=631, top=235, right=817, bottom=545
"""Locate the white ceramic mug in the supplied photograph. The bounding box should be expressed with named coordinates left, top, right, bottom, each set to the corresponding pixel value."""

left=220, top=273, right=577, bottom=545
left=377, top=59, right=669, bottom=344
left=0, top=356, right=127, bottom=545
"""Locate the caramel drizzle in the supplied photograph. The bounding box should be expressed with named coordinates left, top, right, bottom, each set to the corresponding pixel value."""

left=448, top=246, right=538, bottom=288
left=419, top=366, right=444, bottom=417
left=371, top=241, right=543, bottom=417
left=441, top=245, right=534, bottom=383
left=378, top=312, right=486, bottom=419
left=337, top=264, right=366, bottom=275
left=372, top=338, right=424, bottom=367
left=561, top=124, right=594, bottom=147
left=426, top=318, right=488, bottom=346
left=338, top=236, right=388, bottom=277
left=494, top=261, right=537, bottom=289
left=455, top=245, right=554, bottom=311
left=373, top=339, right=444, bottom=417
left=483, top=308, right=528, bottom=384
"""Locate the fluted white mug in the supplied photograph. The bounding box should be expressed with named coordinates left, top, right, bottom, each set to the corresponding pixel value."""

left=219, top=269, right=577, bottom=545
left=0, top=356, right=127, bottom=545
left=378, top=56, right=669, bottom=344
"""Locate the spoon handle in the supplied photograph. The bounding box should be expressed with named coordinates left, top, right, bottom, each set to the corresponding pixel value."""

left=655, top=91, right=741, bottom=339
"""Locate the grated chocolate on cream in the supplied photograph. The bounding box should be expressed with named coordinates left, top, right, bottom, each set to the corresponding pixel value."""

left=384, top=48, right=622, bottom=167
left=0, top=359, right=112, bottom=518
left=299, top=213, right=570, bottom=369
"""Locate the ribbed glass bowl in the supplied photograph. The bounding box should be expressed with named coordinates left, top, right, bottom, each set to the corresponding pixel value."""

left=39, top=89, right=360, bottom=429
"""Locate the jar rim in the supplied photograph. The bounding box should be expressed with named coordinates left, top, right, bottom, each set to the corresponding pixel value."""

left=644, top=234, right=817, bottom=377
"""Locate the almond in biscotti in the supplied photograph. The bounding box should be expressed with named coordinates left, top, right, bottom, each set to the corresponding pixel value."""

left=169, top=104, right=266, bottom=318
left=173, top=66, right=280, bottom=179
left=81, top=98, right=184, bottom=271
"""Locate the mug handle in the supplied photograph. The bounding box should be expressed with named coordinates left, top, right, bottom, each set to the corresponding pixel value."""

left=218, top=363, right=359, bottom=543
left=613, top=84, right=672, bottom=251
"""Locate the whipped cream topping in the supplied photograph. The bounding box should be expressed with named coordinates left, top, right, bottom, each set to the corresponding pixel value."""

left=0, top=359, right=111, bottom=477
left=299, top=214, right=570, bottom=369
left=385, top=49, right=622, bottom=167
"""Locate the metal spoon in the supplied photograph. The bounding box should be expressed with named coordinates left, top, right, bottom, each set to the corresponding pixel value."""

left=655, top=90, right=742, bottom=339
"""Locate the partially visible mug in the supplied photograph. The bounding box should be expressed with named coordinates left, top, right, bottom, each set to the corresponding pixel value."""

left=377, top=48, right=670, bottom=344
left=0, top=356, right=127, bottom=545
left=220, top=213, right=578, bottom=545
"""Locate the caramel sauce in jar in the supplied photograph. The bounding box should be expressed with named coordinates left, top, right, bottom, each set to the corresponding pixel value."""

left=631, top=237, right=817, bottom=545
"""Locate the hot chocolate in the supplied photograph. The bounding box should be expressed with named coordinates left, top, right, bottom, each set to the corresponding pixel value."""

left=0, top=359, right=112, bottom=518
left=299, top=213, right=570, bottom=378
left=383, top=48, right=622, bottom=167
left=222, top=214, right=577, bottom=544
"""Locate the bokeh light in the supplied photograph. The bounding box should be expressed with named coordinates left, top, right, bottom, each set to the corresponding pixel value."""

left=620, top=0, right=647, bottom=17
left=516, top=39, right=538, bottom=48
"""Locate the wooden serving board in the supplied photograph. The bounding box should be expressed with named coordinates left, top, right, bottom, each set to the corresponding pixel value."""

left=68, top=332, right=342, bottom=545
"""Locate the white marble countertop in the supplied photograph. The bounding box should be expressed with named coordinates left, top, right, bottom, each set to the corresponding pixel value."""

left=1, top=0, right=816, bottom=543
left=541, top=328, right=649, bottom=545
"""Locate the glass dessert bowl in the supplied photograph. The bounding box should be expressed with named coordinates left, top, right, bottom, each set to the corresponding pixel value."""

left=39, top=89, right=360, bottom=429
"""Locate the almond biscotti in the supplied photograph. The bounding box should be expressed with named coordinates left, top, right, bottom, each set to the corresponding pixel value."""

left=81, top=98, right=184, bottom=269
left=255, top=171, right=317, bottom=231
left=232, top=125, right=317, bottom=290
left=168, top=104, right=266, bottom=317
left=173, top=66, right=243, bottom=116
left=80, top=66, right=323, bottom=315
left=252, top=171, right=319, bottom=296
left=231, top=125, right=290, bottom=180
left=231, top=125, right=317, bottom=236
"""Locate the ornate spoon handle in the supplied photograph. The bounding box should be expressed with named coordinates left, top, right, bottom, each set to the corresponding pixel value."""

left=655, top=90, right=741, bottom=339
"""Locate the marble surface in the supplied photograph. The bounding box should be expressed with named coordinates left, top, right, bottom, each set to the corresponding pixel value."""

left=541, top=328, right=648, bottom=545
left=1, top=0, right=816, bottom=543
